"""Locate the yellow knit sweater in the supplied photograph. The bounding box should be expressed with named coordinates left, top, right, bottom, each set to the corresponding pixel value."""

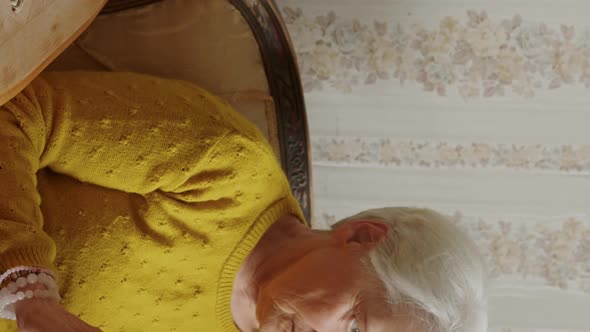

left=0, top=72, right=305, bottom=331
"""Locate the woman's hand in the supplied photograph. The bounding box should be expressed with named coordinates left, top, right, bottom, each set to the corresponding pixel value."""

left=15, top=298, right=101, bottom=332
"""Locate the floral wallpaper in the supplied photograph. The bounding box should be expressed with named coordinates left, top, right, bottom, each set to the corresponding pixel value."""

left=282, top=1, right=590, bottom=329
left=312, top=137, right=590, bottom=172
left=284, top=7, right=590, bottom=98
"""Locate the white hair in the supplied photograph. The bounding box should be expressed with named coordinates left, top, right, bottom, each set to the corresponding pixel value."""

left=333, top=207, right=487, bottom=332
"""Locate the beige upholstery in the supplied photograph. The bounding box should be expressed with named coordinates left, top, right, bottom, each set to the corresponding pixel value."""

left=0, top=0, right=106, bottom=105
left=46, top=0, right=280, bottom=157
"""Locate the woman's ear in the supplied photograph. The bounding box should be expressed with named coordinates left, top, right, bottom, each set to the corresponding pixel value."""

left=333, top=220, right=390, bottom=249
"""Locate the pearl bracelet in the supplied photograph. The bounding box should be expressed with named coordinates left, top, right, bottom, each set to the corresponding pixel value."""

left=0, top=272, right=61, bottom=320
left=0, top=266, right=57, bottom=289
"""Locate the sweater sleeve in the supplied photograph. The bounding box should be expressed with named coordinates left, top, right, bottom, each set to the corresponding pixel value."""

left=0, top=71, right=259, bottom=274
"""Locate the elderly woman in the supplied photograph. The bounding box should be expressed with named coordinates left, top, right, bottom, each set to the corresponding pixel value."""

left=0, top=72, right=487, bottom=332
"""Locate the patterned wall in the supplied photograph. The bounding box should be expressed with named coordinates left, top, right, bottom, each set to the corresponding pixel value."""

left=278, top=0, right=590, bottom=330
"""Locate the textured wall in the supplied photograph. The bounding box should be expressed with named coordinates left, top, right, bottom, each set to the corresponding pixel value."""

left=278, top=0, right=590, bottom=330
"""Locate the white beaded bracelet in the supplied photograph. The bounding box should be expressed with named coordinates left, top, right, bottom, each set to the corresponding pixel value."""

left=0, top=272, right=61, bottom=320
